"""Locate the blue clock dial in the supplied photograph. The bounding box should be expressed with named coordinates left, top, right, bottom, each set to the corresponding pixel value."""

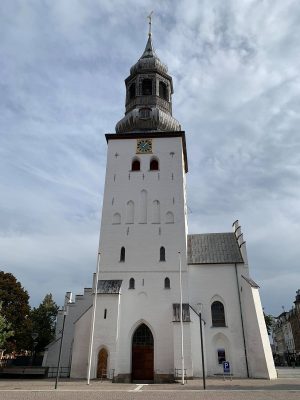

left=136, top=139, right=152, bottom=153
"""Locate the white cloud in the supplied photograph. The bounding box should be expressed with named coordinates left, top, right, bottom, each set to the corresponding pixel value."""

left=0, top=0, right=299, bottom=314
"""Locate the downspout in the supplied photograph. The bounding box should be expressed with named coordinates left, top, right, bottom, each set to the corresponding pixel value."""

left=235, top=263, right=250, bottom=378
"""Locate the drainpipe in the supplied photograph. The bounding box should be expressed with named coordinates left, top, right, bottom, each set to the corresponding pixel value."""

left=235, top=263, right=249, bottom=378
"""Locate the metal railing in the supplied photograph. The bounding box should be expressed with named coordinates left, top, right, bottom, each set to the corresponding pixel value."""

left=174, top=368, right=187, bottom=383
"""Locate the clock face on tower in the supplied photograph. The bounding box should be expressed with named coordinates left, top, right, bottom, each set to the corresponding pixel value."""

left=136, top=139, right=152, bottom=154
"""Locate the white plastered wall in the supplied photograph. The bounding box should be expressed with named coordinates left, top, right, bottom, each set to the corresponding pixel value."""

left=240, top=278, right=277, bottom=379
left=188, top=263, right=248, bottom=377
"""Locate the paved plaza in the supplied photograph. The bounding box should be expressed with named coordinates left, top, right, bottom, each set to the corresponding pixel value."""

left=0, top=369, right=299, bottom=400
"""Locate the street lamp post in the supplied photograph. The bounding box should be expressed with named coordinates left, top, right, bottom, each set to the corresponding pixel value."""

left=197, top=303, right=206, bottom=390
left=189, top=303, right=206, bottom=390
left=30, top=332, right=38, bottom=366
left=55, top=295, right=71, bottom=390
left=55, top=309, right=67, bottom=389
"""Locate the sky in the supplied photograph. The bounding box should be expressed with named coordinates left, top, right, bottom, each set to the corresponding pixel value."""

left=0, top=0, right=299, bottom=315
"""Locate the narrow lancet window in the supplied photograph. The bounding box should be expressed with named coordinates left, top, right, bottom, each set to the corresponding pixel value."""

left=129, top=278, right=135, bottom=289
left=164, top=277, right=170, bottom=289
left=160, top=246, right=166, bottom=262
left=120, top=247, right=125, bottom=262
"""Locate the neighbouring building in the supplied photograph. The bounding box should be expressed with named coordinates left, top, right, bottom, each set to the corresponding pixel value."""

left=43, top=26, right=276, bottom=381
left=273, top=290, right=300, bottom=366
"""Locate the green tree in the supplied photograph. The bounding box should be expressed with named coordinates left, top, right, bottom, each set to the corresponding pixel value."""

left=0, top=302, right=14, bottom=348
left=264, top=313, right=274, bottom=335
left=0, top=271, right=32, bottom=351
left=30, top=293, right=59, bottom=353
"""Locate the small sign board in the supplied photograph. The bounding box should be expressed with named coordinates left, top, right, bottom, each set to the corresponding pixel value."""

left=222, top=361, right=232, bottom=381
left=223, top=361, right=230, bottom=373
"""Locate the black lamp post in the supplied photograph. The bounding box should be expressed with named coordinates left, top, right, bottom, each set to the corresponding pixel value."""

left=189, top=303, right=206, bottom=390
left=55, top=294, right=71, bottom=389
left=55, top=309, right=67, bottom=389
left=31, top=332, right=38, bottom=366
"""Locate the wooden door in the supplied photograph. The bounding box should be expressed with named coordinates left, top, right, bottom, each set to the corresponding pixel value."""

left=132, top=324, right=154, bottom=381
left=97, top=348, right=108, bottom=379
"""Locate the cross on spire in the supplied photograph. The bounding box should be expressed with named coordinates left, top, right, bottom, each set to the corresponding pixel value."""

left=147, top=11, right=153, bottom=36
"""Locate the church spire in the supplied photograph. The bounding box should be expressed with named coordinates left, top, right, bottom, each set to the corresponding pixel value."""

left=140, top=34, right=156, bottom=59
left=141, top=11, right=155, bottom=59
left=115, top=17, right=181, bottom=134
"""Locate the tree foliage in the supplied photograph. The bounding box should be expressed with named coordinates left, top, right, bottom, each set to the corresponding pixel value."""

left=30, top=293, right=59, bottom=353
left=264, top=313, right=274, bottom=335
left=0, top=271, right=32, bottom=351
left=0, top=302, right=14, bottom=348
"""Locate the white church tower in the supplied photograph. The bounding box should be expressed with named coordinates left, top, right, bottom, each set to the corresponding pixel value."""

left=43, top=23, right=277, bottom=382
left=71, top=25, right=191, bottom=382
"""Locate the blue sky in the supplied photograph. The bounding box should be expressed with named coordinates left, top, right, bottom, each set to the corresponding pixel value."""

left=1, top=0, right=300, bottom=315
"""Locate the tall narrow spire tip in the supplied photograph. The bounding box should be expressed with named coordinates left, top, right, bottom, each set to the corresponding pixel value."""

left=147, top=11, right=153, bottom=36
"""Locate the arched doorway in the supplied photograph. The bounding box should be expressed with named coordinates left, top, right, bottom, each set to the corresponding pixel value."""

left=97, top=348, right=108, bottom=379
left=132, top=323, right=154, bottom=381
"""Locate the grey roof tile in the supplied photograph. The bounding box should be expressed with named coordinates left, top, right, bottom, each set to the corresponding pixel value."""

left=241, top=275, right=260, bottom=288
left=187, top=233, right=244, bottom=264
left=97, top=280, right=122, bottom=294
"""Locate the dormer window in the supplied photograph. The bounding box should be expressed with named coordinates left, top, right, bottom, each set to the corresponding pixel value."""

left=129, top=83, right=136, bottom=100
left=159, top=81, right=168, bottom=100
left=142, top=79, right=152, bottom=95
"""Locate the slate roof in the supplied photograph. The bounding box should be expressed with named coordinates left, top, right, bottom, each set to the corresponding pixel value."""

left=242, top=275, right=260, bottom=288
left=97, top=280, right=122, bottom=294
left=187, top=233, right=244, bottom=264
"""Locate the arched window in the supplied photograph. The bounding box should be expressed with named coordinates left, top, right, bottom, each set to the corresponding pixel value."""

left=112, top=212, right=121, bottom=224
left=129, top=278, right=135, bottom=289
left=142, top=79, right=152, bottom=95
left=164, top=277, right=170, bottom=289
left=211, top=301, right=226, bottom=327
left=160, top=246, right=166, bottom=262
left=150, top=158, right=159, bottom=171
left=140, top=189, right=147, bottom=223
left=152, top=200, right=160, bottom=223
left=165, top=211, right=174, bottom=224
left=120, top=247, right=125, bottom=262
left=126, top=200, right=134, bottom=224
left=132, top=158, right=140, bottom=171
left=159, top=81, right=168, bottom=100
left=132, top=324, right=153, bottom=346
left=129, top=83, right=136, bottom=99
